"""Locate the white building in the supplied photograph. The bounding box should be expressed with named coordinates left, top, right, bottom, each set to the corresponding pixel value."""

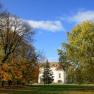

left=38, top=62, right=66, bottom=84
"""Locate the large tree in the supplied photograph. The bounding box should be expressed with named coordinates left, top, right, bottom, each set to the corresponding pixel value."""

left=0, top=11, right=40, bottom=86
left=0, top=12, right=33, bottom=63
left=58, top=21, right=94, bottom=83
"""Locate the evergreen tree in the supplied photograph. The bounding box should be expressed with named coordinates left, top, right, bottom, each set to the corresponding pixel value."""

left=42, top=60, right=54, bottom=84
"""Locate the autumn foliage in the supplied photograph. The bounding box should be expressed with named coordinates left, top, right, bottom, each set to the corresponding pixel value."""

left=0, top=12, right=39, bottom=86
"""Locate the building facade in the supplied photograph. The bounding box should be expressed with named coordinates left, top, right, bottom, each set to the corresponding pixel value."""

left=38, top=63, right=66, bottom=84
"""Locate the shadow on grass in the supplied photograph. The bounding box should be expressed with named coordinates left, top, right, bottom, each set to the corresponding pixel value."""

left=0, top=84, right=94, bottom=94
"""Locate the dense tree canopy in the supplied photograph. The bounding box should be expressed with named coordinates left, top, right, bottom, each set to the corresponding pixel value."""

left=0, top=11, right=39, bottom=86
left=58, top=21, right=94, bottom=83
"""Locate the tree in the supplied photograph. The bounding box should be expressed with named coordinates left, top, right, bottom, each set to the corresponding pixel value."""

left=0, top=11, right=40, bottom=86
left=7, top=42, right=39, bottom=85
left=58, top=48, right=76, bottom=83
left=0, top=12, right=33, bottom=63
left=42, top=60, right=54, bottom=84
left=58, top=49, right=69, bottom=71
left=58, top=21, right=94, bottom=83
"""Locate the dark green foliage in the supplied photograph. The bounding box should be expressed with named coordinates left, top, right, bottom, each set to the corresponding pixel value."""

left=42, top=60, right=54, bottom=84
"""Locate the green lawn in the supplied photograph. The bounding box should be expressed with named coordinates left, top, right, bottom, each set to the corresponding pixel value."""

left=0, top=84, right=94, bottom=94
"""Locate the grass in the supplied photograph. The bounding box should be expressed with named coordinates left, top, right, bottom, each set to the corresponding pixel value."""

left=0, top=84, right=94, bottom=94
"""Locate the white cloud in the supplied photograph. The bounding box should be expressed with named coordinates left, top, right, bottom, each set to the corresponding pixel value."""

left=25, top=20, right=64, bottom=32
left=68, top=10, right=94, bottom=23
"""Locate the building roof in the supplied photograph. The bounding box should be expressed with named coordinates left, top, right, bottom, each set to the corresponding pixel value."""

left=39, top=62, right=63, bottom=70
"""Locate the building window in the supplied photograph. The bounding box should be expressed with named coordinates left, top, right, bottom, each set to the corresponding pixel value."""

left=58, top=80, right=62, bottom=83
left=59, top=73, right=61, bottom=78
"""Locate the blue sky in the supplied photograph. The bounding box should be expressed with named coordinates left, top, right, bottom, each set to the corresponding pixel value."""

left=2, top=0, right=94, bottom=61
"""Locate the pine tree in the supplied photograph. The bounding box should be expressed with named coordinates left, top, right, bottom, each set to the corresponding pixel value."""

left=42, top=60, right=54, bottom=84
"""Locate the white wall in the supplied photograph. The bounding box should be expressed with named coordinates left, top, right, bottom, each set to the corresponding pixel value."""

left=38, top=67, right=65, bottom=84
